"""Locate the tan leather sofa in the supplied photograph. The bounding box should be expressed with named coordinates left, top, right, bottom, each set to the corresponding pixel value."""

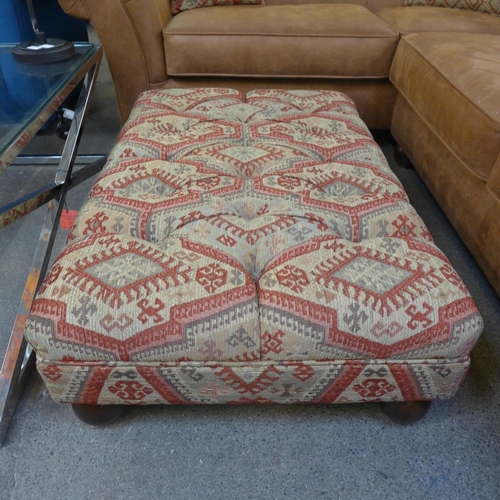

left=389, top=32, right=500, bottom=295
left=58, top=0, right=500, bottom=294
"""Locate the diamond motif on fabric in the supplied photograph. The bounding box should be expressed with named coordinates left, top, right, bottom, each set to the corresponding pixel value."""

left=42, top=365, right=63, bottom=382
left=324, top=181, right=364, bottom=197
left=120, top=177, right=176, bottom=197
left=332, top=257, right=411, bottom=294
left=221, top=146, right=269, bottom=163
left=292, top=364, right=315, bottom=382
left=86, top=253, right=164, bottom=288
left=222, top=104, right=263, bottom=123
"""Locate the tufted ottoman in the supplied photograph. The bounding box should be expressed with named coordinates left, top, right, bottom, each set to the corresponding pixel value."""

left=25, top=89, right=483, bottom=424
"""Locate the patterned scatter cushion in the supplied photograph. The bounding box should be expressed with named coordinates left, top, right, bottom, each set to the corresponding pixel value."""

left=404, top=0, right=500, bottom=16
left=171, top=0, right=265, bottom=16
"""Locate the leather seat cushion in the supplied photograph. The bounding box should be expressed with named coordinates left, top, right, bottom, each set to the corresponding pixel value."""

left=390, top=32, right=500, bottom=180
left=163, top=5, right=399, bottom=78
left=376, top=6, right=500, bottom=35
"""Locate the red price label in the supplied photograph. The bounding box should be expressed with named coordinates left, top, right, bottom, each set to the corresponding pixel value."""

left=60, top=210, right=78, bottom=230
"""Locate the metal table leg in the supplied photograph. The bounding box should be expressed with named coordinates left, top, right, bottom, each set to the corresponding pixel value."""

left=0, top=59, right=103, bottom=445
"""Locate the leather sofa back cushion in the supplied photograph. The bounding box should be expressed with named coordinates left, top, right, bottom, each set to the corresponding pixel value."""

left=403, top=0, right=500, bottom=16
left=376, top=6, right=500, bottom=35
left=171, top=0, right=264, bottom=15
left=390, top=32, right=500, bottom=180
left=164, top=5, right=399, bottom=78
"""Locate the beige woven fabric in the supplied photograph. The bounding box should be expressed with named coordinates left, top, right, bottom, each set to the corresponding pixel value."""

left=25, top=89, right=483, bottom=405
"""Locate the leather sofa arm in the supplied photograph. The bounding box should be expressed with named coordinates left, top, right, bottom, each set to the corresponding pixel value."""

left=58, top=0, right=172, bottom=123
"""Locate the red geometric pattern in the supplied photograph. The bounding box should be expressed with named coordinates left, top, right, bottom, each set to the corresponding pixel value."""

left=35, top=359, right=470, bottom=405
left=28, top=234, right=259, bottom=362
left=404, top=0, right=500, bottom=16
left=259, top=236, right=483, bottom=361
left=170, top=0, right=265, bottom=16
left=25, top=89, right=483, bottom=406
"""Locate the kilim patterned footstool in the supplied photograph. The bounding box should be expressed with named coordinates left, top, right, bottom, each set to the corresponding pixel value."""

left=25, top=89, right=483, bottom=425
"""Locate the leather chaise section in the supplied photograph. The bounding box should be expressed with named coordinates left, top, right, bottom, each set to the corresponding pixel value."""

left=390, top=32, right=500, bottom=294
left=390, top=32, right=500, bottom=180
left=376, top=6, right=500, bottom=35
left=392, top=93, right=500, bottom=295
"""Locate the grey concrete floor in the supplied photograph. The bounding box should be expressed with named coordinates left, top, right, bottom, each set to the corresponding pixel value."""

left=1, top=38, right=499, bottom=500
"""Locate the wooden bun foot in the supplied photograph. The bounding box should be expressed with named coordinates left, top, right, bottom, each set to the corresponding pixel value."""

left=394, top=145, right=413, bottom=169
left=379, top=401, right=432, bottom=425
left=71, top=404, right=127, bottom=426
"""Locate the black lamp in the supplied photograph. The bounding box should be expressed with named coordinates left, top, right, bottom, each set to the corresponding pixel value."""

left=12, top=0, right=75, bottom=64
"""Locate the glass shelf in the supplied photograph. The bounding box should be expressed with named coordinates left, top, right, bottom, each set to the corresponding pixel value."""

left=0, top=42, right=99, bottom=167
